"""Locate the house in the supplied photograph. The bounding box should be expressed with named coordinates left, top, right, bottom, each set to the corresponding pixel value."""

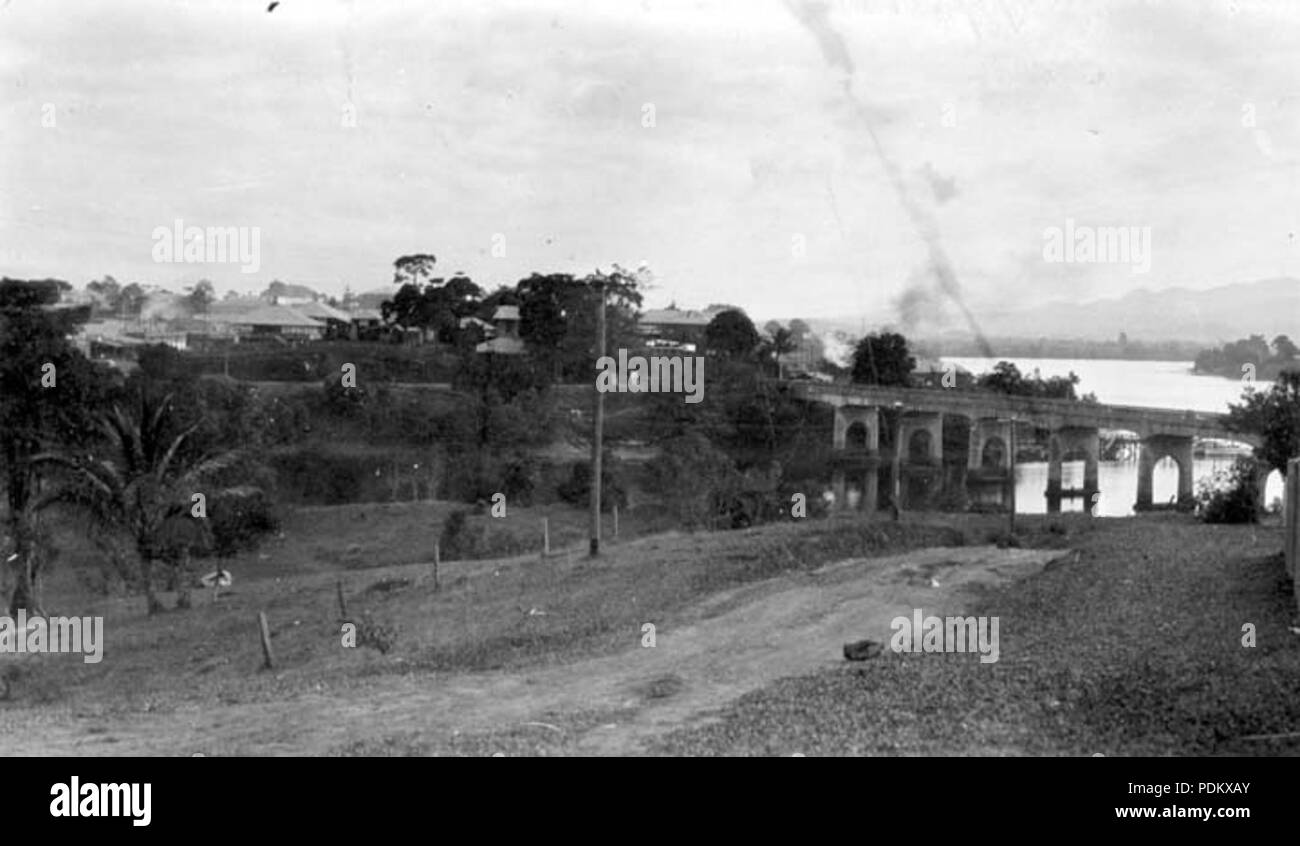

left=202, top=302, right=324, bottom=342
left=459, top=315, right=495, bottom=334
left=475, top=304, right=525, bottom=355
left=296, top=300, right=355, bottom=338
left=344, top=307, right=384, bottom=340
left=639, top=306, right=725, bottom=348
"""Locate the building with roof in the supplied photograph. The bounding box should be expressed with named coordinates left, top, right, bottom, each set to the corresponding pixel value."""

left=639, top=306, right=725, bottom=347
left=475, top=304, right=525, bottom=355
left=204, top=302, right=324, bottom=342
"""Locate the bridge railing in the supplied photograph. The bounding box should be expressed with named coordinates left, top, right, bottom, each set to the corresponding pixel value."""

left=786, top=380, right=1246, bottom=437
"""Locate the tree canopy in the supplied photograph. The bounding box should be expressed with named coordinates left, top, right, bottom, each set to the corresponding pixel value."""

left=1227, top=368, right=1300, bottom=476
left=850, top=331, right=915, bottom=386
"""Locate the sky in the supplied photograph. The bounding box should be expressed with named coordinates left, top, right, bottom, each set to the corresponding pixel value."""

left=2, top=0, right=1298, bottom=325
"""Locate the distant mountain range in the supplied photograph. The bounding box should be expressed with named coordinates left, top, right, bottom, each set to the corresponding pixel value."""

left=801, top=278, right=1299, bottom=348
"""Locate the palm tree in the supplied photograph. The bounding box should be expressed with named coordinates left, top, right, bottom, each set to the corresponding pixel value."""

left=36, top=392, right=252, bottom=614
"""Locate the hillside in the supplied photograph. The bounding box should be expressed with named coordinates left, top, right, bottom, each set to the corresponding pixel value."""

left=801, top=277, right=1300, bottom=348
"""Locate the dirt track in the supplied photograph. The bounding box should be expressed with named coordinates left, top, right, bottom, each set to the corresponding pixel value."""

left=3, top=546, right=1065, bottom=756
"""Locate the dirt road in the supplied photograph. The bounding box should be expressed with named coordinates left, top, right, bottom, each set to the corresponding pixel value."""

left=2, top=545, right=1065, bottom=756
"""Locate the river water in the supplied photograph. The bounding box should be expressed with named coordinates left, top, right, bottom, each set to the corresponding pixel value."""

left=939, top=357, right=1281, bottom=516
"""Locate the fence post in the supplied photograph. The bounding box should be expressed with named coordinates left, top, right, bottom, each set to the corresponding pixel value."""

left=542, top=517, right=550, bottom=557
left=336, top=580, right=349, bottom=620
left=258, top=612, right=274, bottom=670
left=613, top=504, right=619, bottom=539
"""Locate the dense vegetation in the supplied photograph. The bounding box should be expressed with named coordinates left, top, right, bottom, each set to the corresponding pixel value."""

left=1194, top=333, right=1298, bottom=380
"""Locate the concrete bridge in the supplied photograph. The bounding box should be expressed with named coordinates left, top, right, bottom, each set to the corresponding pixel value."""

left=789, top=382, right=1261, bottom=515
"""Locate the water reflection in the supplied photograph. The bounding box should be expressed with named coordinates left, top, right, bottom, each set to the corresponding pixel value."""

left=1012, top=457, right=1283, bottom=516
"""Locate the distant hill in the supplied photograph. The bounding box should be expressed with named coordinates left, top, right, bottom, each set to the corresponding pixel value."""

left=354, top=287, right=391, bottom=310
left=799, top=278, right=1299, bottom=348
left=978, top=277, right=1298, bottom=344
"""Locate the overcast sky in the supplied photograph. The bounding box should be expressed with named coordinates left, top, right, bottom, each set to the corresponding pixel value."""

left=2, top=0, right=1298, bottom=324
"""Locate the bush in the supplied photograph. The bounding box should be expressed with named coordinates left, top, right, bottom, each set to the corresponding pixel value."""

left=501, top=453, right=538, bottom=507
left=322, top=374, right=368, bottom=417
left=646, top=432, right=740, bottom=529
left=269, top=447, right=369, bottom=504
left=207, top=489, right=282, bottom=558
left=555, top=452, right=628, bottom=512
left=1196, top=456, right=1262, bottom=524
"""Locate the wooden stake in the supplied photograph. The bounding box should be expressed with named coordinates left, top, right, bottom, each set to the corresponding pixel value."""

left=613, top=504, right=619, bottom=539
left=258, top=612, right=274, bottom=670
left=336, top=579, right=348, bottom=620
left=543, top=517, right=550, bottom=557
left=433, top=541, right=441, bottom=592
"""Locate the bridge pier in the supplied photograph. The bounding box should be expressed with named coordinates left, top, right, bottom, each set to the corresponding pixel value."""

left=1046, top=434, right=1062, bottom=513
left=1136, top=435, right=1195, bottom=511
left=831, top=406, right=881, bottom=513
left=899, top=411, right=943, bottom=509
left=1046, top=427, right=1100, bottom=514
left=967, top=417, right=1013, bottom=509
left=799, top=384, right=1258, bottom=519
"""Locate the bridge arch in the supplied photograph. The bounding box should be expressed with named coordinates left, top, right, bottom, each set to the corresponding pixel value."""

left=908, top=429, right=933, bottom=463
left=1137, top=435, right=1195, bottom=509
left=833, top=407, right=879, bottom=452
left=1151, top=455, right=1184, bottom=505
left=980, top=436, right=1006, bottom=469
left=846, top=421, right=869, bottom=451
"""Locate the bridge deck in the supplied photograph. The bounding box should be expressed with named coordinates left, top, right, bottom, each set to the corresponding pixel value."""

left=788, top=382, right=1257, bottom=445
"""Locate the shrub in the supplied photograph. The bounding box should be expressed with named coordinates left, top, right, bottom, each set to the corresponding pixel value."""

left=555, top=452, right=628, bottom=512
left=207, top=488, right=282, bottom=558
left=646, top=432, right=740, bottom=529
left=269, top=447, right=369, bottom=504
left=1196, top=456, right=1262, bottom=524
left=322, top=374, right=368, bottom=417
left=501, top=453, right=538, bottom=507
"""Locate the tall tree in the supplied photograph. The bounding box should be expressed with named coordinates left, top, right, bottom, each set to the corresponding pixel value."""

left=0, top=279, right=115, bottom=613
left=705, top=308, right=761, bottom=359
left=117, top=282, right=147, bottom=318
left=392, top=254, right=438, bottom=287
left=86, top=275, right=122, bottom=317
left=850, top=331, right=916, bottom=386
left=1227, top=369, right=1300, bottom=477
left=38, top=390, right=256, bottom=614
left=186, top=279, right=215, bottom=315
left=382, top=274, right=482, bottom=344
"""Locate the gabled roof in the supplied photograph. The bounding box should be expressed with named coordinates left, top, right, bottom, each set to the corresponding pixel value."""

left=492, top=305, right=520, bottom=322
left=640, top=307, right=723, bottom=327
left=295, top=300, right=352, bottom=322
left=224, top=304, right=323, bottom=328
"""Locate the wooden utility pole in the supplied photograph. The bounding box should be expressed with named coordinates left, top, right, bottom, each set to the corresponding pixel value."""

left=589, top=277, right=607, bottom=557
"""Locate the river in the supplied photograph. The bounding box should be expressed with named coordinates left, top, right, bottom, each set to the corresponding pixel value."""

left=939, top=357, right=1281, bottom=516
